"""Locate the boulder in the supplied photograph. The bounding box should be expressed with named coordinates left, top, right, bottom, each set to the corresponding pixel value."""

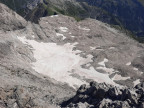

left=93, top=83, right=109, bottom=99
left=72, top=94, right=85, bottom=103
left=128, top=90, right=138, bottom=105
left=135, top=82, right=144, bottom=90
left=86, top=86, right=98, bottom=96
left=63, top=82, right=144, bottom=108
left=99, top=100, right=130, bottom=108
left=108, top=87, right=122, bottom=100
left=121, top=89, right=129, bottom=101
left=77, top=84, right=87, bottom=94
left=93, top=88, right=107, bottom=99
left=90, top=81, right=99, bottom=87
left=98, top=99, right=112, bottom=108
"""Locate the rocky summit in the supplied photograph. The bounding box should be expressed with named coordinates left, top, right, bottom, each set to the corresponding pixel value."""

left=0, top=2, right=144, bottom=108
left=62, top=81, right=144, bottom=108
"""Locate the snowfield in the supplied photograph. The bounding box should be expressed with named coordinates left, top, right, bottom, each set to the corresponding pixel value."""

left=17, top=36, right=119, bottom=88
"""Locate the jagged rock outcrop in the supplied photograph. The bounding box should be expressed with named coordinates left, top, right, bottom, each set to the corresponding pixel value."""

left=62, top=81, right=144, bottom=108
left=0, top=3, right=27, bottom=31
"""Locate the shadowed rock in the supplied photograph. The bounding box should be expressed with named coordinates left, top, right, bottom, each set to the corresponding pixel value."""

left=62, top=81, right=144, bottom=108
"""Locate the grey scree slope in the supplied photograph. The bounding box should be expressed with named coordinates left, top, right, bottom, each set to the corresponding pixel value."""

left=0, top=3, right=144, bottom=108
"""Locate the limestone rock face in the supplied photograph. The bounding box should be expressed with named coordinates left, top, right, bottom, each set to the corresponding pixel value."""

left=0, top=3, right=27, bottom=31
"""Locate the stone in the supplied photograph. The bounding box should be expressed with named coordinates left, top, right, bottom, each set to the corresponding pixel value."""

left=94, top=88, right=106, bottom=99
left=135, top=82, right=144, bottom=89
left=90, top=81, right=98, bottom=87
left=86, top=86, right=98, bottom=96
left=77, top=84, right=87, bottom=94
left=108, top=87, right=122, bottom=100
left=64, top=82, right=144, bottom=108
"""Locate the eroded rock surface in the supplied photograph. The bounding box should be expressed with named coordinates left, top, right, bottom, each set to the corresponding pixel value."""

left=62, top=81, right=144, bottom=108
left=0, top=3, right=27, bottom=31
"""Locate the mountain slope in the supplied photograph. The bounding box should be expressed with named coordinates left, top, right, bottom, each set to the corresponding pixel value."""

left=0, top=2, right=144, bottom=108
left=77, top=0, right=144, bottom=37
left=0, top=3, right=75, bottom=108
left=1, top=0, right=144, bottom=42
left=0, top=0, right=85, bottom=22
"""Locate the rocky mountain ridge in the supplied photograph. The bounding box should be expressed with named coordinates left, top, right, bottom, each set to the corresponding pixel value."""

left=1, top=0, right=144, bottom=40
left=62, top=81, right=144, bottom=108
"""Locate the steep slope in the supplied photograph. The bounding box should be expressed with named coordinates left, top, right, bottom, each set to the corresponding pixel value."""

left=0, top=3, right=27, bottom=31
left=77, top=0, right=144, bottom=37
left=0, top=0, right=84, bottom=22
left=1, top=0, right=144, bottom=42
left=0, top=3, right=75, bottom=108
left=0, top=3, right=144, bottom=108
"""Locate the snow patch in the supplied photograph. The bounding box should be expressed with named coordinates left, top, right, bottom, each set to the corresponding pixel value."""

left=17, top=36, right=118, bottom=88
left=139, top=71, right=143, bottom=75
left=96, top=67, right=114, bottom=74
left=32, top=35, right=35, bottom=38
left=133, top=79, right=140, bottom=86
left=78, top=26, right=90, bottom=31
left=56, top=33, right=66, bottom=40
left=133, top=68, right=138, bottom=71
left=126, top=62, right=131, bottom=66
left=112, top=74, right=130, bottom=81
left=90, top=46, right=96, bottom=50
left=98, top=58, right=108, bottom=67
left=59, top=27, right=68, bottom=32
left=71, top=36, right=75, bottom=38
left=97, top=58, right=114, bottom=74
left=86, top=63, right=91, bottom=67
left=50, top=15, right=58, bottom=18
